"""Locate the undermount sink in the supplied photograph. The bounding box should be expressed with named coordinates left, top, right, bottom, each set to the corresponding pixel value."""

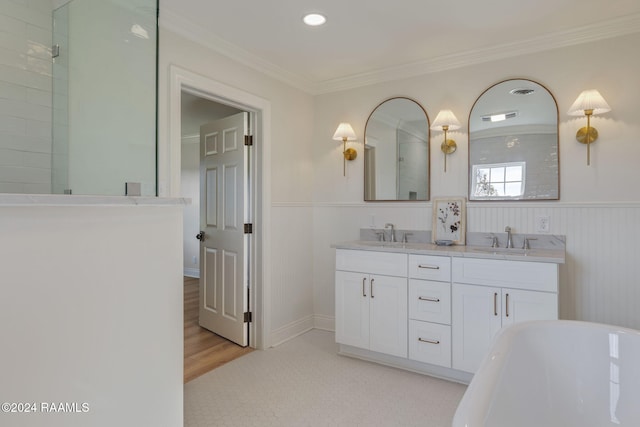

left=469, top=247, right=529, bottom=255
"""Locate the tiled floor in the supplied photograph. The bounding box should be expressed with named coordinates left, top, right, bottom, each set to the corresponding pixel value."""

left=185, top=329, right=466, bottom=426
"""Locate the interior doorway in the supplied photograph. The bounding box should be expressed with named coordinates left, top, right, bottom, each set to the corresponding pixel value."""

left=180, top=91, right=256, bottom=381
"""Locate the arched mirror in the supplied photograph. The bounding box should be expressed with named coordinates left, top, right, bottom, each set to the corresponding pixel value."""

left=364, top=97, right=430, bottom=201
left=469, top=79, right=559, bottom=201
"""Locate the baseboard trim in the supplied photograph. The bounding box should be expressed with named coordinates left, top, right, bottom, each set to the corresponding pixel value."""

left=313, top=314, right=335, bottom=332
left=269, top=315, right=314, bottom=347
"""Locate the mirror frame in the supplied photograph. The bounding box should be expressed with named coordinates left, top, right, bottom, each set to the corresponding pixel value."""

left=467, top=78, right=560, bottom=201
left=364, top=97, right=431, bottom=202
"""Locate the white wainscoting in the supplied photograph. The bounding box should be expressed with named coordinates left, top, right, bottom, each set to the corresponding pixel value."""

left=270, top=204, right=315, bottom=345
left=467, top=202, right=640, bottom=329
left=309, top=201, right=640, bottom=333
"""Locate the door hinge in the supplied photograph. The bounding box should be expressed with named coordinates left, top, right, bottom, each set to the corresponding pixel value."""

left=244, top=135, right=253, bottom=146
left=243, top=311, right=252, bottom=323
left=244, top=223, right=253, bottom=234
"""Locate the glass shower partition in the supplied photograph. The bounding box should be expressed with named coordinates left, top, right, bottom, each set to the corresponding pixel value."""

left=52, top=0, right=158, bottom=195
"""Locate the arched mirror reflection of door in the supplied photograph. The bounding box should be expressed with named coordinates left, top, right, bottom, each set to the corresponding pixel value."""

left=468, top=79, right=559, bottom=201
left=364, top=97, right=430, bottom=201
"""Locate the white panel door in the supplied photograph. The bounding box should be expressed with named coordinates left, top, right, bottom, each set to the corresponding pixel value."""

left=452, top=283, right=502, bottom=373
left=198, top=112, right=249, bottom=346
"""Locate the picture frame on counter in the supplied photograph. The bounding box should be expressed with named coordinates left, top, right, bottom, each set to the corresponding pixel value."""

left=432, top=197, right=466, bottom=245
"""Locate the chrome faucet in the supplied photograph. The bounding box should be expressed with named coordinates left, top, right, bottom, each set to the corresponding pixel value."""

left=487, top=235, right=499, bottom=248
left=505, top=226, right=513, bottom=248
left=384, top=223, right=396, bottom=242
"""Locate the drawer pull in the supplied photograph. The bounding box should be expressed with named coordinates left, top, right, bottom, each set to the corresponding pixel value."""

left=370, top=278, right=375, bottom=298
left=494, top=292, right=498, bottom=316
left=418, top=296, right=440, bottom=303
left=418, top=264, right=440, bottom=270
left=418, top=337, right=440, bottom=345
left=362, top=277, right=367, bottom=297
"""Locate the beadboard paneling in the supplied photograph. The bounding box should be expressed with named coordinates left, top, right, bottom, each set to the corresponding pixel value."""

left=312, top=202, right=640, bottom=331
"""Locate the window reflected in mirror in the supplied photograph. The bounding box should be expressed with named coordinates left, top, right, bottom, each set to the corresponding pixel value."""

left=468, top=79, right=559, bottom=201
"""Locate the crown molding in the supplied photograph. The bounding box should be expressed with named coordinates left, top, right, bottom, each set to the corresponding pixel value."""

left=160, top=10, right=640, bottom=95
left=159, top=8, right=316, bottom=93
left=315, top=13, right=640, bottom=94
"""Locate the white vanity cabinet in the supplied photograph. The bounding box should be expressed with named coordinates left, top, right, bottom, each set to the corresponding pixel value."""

left=451, top=257, right=558, bottom=373
left=335, top=249, right=408, bottom=358
left=408, top=255, right=452, bottom=367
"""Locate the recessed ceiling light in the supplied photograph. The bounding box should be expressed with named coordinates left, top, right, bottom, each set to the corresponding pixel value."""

left=303, top=13, right=327, bottom=26
left=481, top=111, right=518, bottom=122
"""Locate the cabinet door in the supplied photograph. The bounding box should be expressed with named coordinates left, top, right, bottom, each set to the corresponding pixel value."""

left=452, top=283, right=502, bottom=373
left=502, top=288, right=558, bottom=327
left=335, top=271, right=369, bottom=349
left=369, top=275, right=408, bottom=357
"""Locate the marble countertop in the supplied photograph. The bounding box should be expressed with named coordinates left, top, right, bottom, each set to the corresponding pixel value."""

left=332, top=240, right=565, bottom=264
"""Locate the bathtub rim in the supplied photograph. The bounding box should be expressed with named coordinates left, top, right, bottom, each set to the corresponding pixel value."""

left=452, top=319, right=640, bottom=427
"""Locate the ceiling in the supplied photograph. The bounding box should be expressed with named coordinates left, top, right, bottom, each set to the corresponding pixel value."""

left=160, top=1, right=640, bottom=93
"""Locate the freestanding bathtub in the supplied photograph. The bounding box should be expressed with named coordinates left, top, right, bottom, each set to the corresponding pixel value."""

left=452, top=320, right=640, bottom=427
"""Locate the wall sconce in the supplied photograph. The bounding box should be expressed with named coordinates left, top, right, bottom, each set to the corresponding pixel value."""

left=430, top=110, right=461, bottom=172
left=567, top=89, right=611, bottom=166
left=332, top=122, right=357, bottom=176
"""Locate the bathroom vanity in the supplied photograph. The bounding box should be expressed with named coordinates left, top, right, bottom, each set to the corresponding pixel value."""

left=333, top=237, right=564, bottom=383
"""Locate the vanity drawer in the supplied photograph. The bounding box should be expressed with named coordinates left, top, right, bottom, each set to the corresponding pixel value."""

left=336, top=249, right=407, bottom=277
left=409, top=320, right=451, bottom=368
left=409, top=254, right=451, bottom=281
left=409, top=279, right=451, bottom=324
left=452, top=257, right=558, bottom=292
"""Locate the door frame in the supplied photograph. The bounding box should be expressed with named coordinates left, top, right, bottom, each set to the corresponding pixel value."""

left=165, top=65, right=271, bottom=350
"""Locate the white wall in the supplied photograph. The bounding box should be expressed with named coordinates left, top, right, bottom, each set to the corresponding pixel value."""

left=0, top=0, right=52, bottom=193
left=312, top=32, right=640, bottom=330
left=0, top=203, right=184, bottom=427
left=181, top=136, right=200, bottom=276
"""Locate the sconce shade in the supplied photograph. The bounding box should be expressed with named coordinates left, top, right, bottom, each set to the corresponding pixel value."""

left=567, top=90, right=611, bottom=116
left=568, top=89, right=611, bottom=166
left=332, top=123, right=357, bottom=141
left=430, top=110, right=461, bottom=131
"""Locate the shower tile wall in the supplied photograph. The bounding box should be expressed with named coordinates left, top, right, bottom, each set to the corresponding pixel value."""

left=0, top=0, right=53, bottom=194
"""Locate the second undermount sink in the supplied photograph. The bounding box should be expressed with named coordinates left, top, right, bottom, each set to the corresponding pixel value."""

left=470, top=247, right=530, bottom=255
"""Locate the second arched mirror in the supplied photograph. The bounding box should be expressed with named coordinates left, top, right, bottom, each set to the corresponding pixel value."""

left=364, top=97, right=430, bottom=201
left=468, top=79, right=559, bottom=201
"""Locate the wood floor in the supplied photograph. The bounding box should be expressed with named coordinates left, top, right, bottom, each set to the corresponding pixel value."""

left=184, top=277, right=253, bottom=383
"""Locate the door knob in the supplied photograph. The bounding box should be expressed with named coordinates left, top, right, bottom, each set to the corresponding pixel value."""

left=196, top=231, right=205, bottom=241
